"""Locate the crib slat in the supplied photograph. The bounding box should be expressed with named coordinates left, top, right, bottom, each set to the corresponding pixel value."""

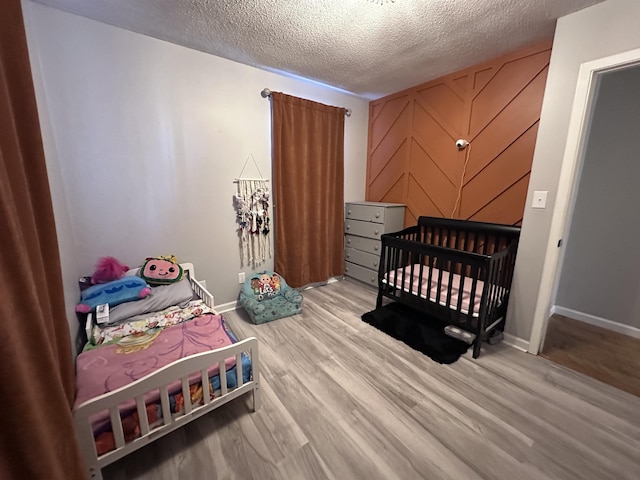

left=468, top=268, right=480, bottom=319
left=110, top=407, right=125, bottom=449
left=160, top=385, right=171, bottom=425
left=417, top=255, right=425, bottom=298
left=455, top=262, right=465, bottom=315
left=220, top=360, right=228, bottom=395
left=250, top=345, right=261, bottom=412
left=201, top=369, right=211, bottom=405
left=444, top=259, right=454, bottom=309
left=236, top=354, right=244, bottom=387
left=181, top=377, right=192, bottom=414
left=136, top=395, right=150, bottom=436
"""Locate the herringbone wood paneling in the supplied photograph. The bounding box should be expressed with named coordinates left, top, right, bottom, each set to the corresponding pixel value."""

left=366, top=41, right=552, bottom=227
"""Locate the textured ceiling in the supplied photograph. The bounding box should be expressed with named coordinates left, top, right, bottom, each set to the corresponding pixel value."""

left=32, top=0, right=604, bottom=100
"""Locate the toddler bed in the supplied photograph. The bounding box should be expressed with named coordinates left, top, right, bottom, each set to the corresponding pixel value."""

left=377, top=216, right=520, bottom=358
left=73, top=263, right=260, bottom=480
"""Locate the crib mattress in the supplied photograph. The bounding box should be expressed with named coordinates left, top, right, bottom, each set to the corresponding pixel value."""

left=384, top=266, right=486, bottom=317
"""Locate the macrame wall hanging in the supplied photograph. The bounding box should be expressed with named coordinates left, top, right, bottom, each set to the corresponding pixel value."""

left=233, top=155, right=271, bottom=268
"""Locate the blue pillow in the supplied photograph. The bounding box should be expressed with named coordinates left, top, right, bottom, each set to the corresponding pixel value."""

left=76, top=277, right=151, bottom=313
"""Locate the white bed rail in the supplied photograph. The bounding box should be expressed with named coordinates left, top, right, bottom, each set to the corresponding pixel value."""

left=74, top=337, right=260, bottom=480
left=190, top=276, right=214, bottom=310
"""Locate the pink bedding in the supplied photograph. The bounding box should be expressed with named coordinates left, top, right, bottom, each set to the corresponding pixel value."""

left=384, top=266, right=486, bottom=316
left=75, top=313, right=237, bottom=424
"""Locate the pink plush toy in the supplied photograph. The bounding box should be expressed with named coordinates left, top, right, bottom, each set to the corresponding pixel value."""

left=91, top=256, right=130, bottom=285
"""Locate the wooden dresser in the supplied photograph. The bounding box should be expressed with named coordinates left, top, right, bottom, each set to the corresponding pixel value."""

left=344, top=201, right=405, bottom=286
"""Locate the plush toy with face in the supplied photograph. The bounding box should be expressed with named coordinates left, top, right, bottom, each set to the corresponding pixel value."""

left=139, top=257, right=184, bottom=285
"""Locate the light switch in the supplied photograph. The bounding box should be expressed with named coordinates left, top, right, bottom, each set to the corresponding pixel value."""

left=532, top=190, right=548, bottom=209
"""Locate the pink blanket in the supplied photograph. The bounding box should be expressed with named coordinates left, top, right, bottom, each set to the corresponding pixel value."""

left=385, top=266, right=486, bottom=316
left=75, top=314, right=236, bottom=413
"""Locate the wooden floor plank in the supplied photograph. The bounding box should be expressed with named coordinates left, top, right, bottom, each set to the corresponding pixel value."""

left=103, top=279, right=640, bottom=480
left=542, top=314, right=640, bottom=397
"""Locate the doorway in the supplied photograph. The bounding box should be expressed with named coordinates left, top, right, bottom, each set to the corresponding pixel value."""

left=528, top=47, right=640, bottom=354
left=532, top=57, right=640, bottom=396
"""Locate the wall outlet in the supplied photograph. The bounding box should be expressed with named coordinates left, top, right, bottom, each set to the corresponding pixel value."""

left=238, top=272, right=245, bottom=284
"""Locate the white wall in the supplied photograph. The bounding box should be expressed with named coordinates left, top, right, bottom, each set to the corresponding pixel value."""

left=555, top=65, right=640, bottom=329
left=22, top=1, right=369, bottom=353
left=510, top=0, right=640, bottom=344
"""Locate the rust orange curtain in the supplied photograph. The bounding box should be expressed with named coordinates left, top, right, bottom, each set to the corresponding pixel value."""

left=271, top=92, right=345, bottom=288
left=0, top=1, right=84, bottom=478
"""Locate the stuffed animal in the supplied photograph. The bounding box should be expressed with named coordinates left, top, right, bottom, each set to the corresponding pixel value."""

left=139, top=255, right=184, bottom=285
left=76, top=276, right=151, bottom=313
left=91, top=256, right=130, bottom=285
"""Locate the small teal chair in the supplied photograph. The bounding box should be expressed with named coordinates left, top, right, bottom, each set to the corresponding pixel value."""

left=239, top=271, right=303, bottom=324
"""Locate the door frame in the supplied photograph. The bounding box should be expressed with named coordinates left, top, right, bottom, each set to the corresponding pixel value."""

left=528, top=47, right=640, bottom=355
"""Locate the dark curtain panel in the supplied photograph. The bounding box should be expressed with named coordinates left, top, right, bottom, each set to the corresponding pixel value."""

left=271, top=92, right=345, bottom=288
left=0, top=1, right=84, bottom=478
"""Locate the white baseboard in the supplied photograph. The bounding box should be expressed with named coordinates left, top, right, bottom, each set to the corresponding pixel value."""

left=553, top=306, right=640, bottom=340
left=503, top=333, right=529, bottom=353
left=215, top=300, right=239, bottom=313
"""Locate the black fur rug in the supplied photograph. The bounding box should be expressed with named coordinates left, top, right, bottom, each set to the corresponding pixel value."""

left=361, top=302, right=470, bottom=364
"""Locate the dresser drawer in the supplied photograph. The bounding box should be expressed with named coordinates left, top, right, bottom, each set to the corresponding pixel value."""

left=345, top=247, right=380, bottom=270
left=345, top=203, right=386, bottom=223
left=345, top=219, right=385, bottom=239
left=345, top=202, right=405, bottom=233
left=345, top=235, right=380, bottom=255
left=344, top=262, right=378, bottom=286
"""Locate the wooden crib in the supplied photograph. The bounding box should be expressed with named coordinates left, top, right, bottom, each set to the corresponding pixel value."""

left=376, top=216, right=520, bottom=358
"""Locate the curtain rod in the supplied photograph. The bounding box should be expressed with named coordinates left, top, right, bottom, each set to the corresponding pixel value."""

left=260, top=88, right=351, bottom=117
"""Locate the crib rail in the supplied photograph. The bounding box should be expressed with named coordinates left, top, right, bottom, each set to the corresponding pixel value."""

left=378, top=236, right=489, bottom=322
left=74, top=337, right=260, bottom=480
left=416, top=216, right=520, bottom=255
left=377, top=217, right=519, bottom=358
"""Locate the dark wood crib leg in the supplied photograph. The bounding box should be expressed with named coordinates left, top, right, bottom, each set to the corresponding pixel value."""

left=472, top=338, right=482, bottom=358
left=376, top=289, right=383, bottom=309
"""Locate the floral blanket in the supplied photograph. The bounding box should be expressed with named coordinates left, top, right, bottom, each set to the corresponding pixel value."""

left=88, top=299, right=211, bottom=347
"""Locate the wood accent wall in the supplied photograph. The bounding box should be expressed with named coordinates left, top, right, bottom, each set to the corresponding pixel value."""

left=366, top=41, right=552, bottom=227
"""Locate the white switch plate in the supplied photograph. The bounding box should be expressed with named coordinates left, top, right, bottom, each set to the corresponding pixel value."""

left=532, top=190, right=548, bottom=209
left=238, top=272, right=245, bottom=284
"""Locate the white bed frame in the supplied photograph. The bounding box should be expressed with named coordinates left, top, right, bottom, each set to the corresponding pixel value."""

left=73, top=263, right=260, bottom=480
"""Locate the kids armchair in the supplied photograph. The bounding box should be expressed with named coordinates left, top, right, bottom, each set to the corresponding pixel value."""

left=239, top=271, right=303, bottom=324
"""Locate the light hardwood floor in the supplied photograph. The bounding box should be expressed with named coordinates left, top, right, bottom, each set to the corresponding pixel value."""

left=104, top=279, right=640, bottom=480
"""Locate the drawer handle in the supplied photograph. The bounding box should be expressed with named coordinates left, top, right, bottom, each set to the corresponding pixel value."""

left=373, top=261, right=378, bottom=266
left=346, top=253, right=350, bottom=258
left=374, top=245, right=379, bottom=251
left=347, top=238, right=351, bottom=244
left=370, top=276, right=375, bottom=283
left=375, top=212, right=380, bottom=218
left=346, top=225, right=350, bottom=230
left=374, top=229, right=379, bottom=235
left=347, top=209, right=351, bottom=215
